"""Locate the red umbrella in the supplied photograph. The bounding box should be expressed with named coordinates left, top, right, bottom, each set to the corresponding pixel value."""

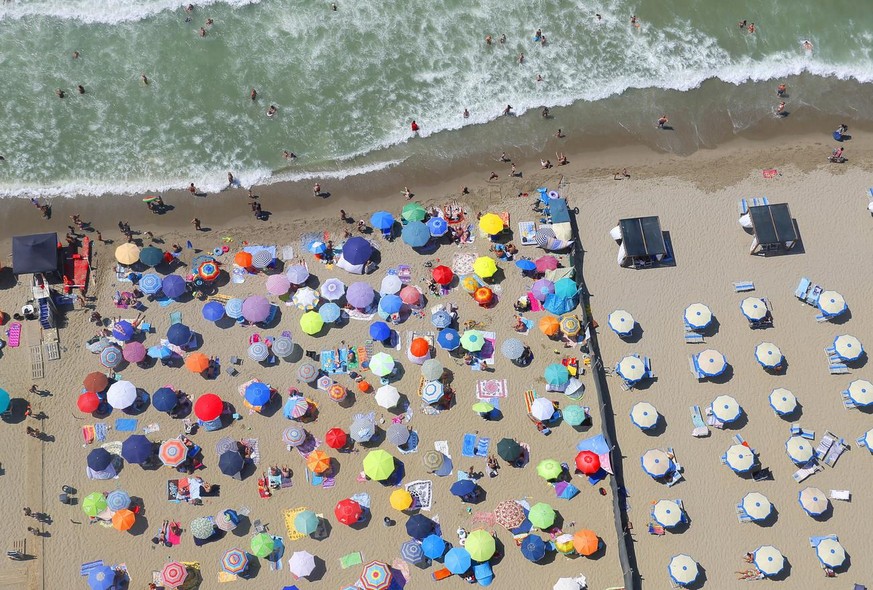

left=334, top=498, right=363, bottom=526
left=83, top=371, right=109, bottom=392
left=399, top=285, right=420, bottom=305
left=77, top=392, right=100, bottom=413
left=194, top=393, right=223, bottom=421
left=325, top=428, right=348, bottom=449
left=432, top=265, right=453, bottom=285
left=575, top=450, right=601, bottom=475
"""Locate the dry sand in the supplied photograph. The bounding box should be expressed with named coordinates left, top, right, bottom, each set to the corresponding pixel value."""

left=1, top=126, right=872, bottom=590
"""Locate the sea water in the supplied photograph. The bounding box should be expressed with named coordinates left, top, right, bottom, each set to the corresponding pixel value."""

left=0, top=0, right=871, bottom=197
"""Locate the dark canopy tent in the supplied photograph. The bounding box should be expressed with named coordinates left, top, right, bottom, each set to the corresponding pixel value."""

left=618, top=217, right=666, bottom=268
left=549, top=198, right=571, bottom=224
left=748, top=204, right=797, bottom=254
left=12, top=233, right=60, bottom=275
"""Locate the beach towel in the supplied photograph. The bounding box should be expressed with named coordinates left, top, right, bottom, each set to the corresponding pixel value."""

left=80, top=560, right=104, bottom=576
left=476, top=379, right=509, bottom=400
left=518, top=222, right=537, bottom=245
left=167, top=521, right=182, bottom=545
left=340, top=552, right=363, bottom=569
left=114, top=418, right=137, bottom=432
left=517, top=317, right=533, bottom=335
left=527, top=293, right=544, bottom=312
left=320, top=349, right=346, bottom=374
left=462, top=434, right=477, bottom=457
left=451, top=253, right=476, bottom=275
left=350, top=492, right=371, bottom=509
left=217, top=572, right=239, bottom=583
left=7, top=322, right=21, bottom=347
left=480, top=332, right=496, bottom=363
left=143, top=423, right=160, bottom=434
left=321, top=476, right=336, bottom=489
left=763, top=169, right=778, bottom=178
left=434, top=440, right=451, bottom=458
left=475, top=437, right=490, bottom=457
left=95, top=423, right=109, bottom=442
left=397, top=265, right=412, bottom=283
left=283, top=508, right=307, bottom=541
left=82, top=425, right=96, bottom=444
left=347, top=309, right=374, bottom=321
left=406, top=480, right=434, bottom=511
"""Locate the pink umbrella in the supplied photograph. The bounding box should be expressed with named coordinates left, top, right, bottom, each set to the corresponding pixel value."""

left=531, top=279, right=555, bottom=301
left=242, top=295, right=271, bottom=322
left=535, top=256, right=559, bottom=273
left=122, top=341, right=147, bottom=363
left=266, top=274, right=291, bottom=296
left=399, top=285, right=421, bottom=306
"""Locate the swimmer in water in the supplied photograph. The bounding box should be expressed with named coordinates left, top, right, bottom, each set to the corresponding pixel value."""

left=250, top=88, right=257, bottom=100
left=206, top=17, right=213, bottom=26
left=748, top=23, right=755, bottom=33
left=463, top=108, right=470, bottom=118
left=534, top=28, right=542, bottom=41
left=540, top=35, right=547, bottom=46
left=657, top=114, right=669, bottom=129
left=502, top=104, right=513, bottom=116
left=776, top=83, right=786, bottom=97
left=630, top=15, right=639, bottom=27
left=77, top=84, right=85, bottom=94
left=141, top=73, right=149, bottom=85
left=199, top=27, right=206, bottom=37
left=802, top=40, right=813, bottom=51
left=595, top=13, right=601, bottom=21
left=518, top=53, right=524, bottom=64
left=536, top=74, right=543, bottom=82
left=776, top=101, right=786, bottom=116
left=72, top=50, right=80, bottom=59
left=267, top=105, right=277, bottom=117
left=541, top=106, right=550, bottom=117
left=499, top=34, right=506, bottom=43
left=485, top=35, right=492, bottom=45
left=283, top=150, right=297, bottom=160
left=738, top=19, right=747, bottom=29
left=56, top=89, right=65, bottom=99
left=331, top=2, right=337, bottom=9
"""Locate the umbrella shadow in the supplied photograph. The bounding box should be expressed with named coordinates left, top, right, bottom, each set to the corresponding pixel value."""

left=306, top=556, right=327, bottom=582
left=778, top=403, right=802, bottom=422
left=128, top=514, right=150, bottom=536
left=620, top=325, right=644, bottom=344
left=384, top=458, right=406, bottom=486
left=642, top=416, right=668, bottom=437
left=214, top=316, right=238, bottom=330
left=685, top=564, right=707, bottom=589
left=709, top=364, right=734, bottom=384
left=1, top=399, right=26, bottom=424
left=724, top=413, right=748, bottom=431
left=768, top=556, right=792, bottom=581
left=701, top=317, right=721, bottom=338
left=756, top=507, right=779, bottom=528
left=312, top=518, right=332, bottom=541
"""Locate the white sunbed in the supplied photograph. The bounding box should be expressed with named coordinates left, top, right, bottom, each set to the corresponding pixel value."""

left=829, top=490, right=851, bottom=501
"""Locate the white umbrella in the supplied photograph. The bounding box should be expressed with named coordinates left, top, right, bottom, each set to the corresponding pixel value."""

left=815, top=537, right=846, bottom=568
left=740, top=297, right=767, bottom=321
left=421, top=359, right=443, bottom=381
left=375, top=385, right=400, bottom=409
left=786, top=436, right=814, bottom=464
left=860, top=429, right=873, bottom=453
left=629, top=402, right=658, bottom=430
left=768, top=388, right=797, bottom=415
left=641, top=449, right=672, bottom=478
left=847, top=379, right=873, bottom=406
left=710, top=395, right=741, bottom=423
left=652, top=500, right=683, bottom=528
left=724, top=444, right=755, bottom=473
left=755, top=342, right=783, bottom=368
left=380, top=274, right=402, bottom=295
left=696, top=349, right=726, bottom=377
left=293, top=287, right=319, bottom=310
left=741, top=492, right=771, bottom=521
left=553, top=577, right=586, bottom=590
left=616, top=355, right=645, bottom=382
left=607, top=309, right=635, bottom=336
left=818, top=290, right=846, bottom=316
left=106, top=380, right=137, bottom=409
left=833, top=334, right=863, bottom=361
left=667, top=554, right=698, bottom=586
left=288, top=551, right=316, bottom=578
left=799, top=486, right=828, bottom=516
left=684, top=303, right=712, bottom=329
left=753, top=545, right=784, bottom=576
left=320, top=278, right=346, bottom=301
left=530, top=397, right=555, bottom=421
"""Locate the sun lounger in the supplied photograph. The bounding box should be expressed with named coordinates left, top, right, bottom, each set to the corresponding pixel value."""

left=684, top=329, right=704, bottom=344
left=648, top=522, right=666, bottom=536
left=736, top=503, right=753, bottom=523
left=815, top=431, right=837, bottom=460
left=795, top=277, right=811, bottom=300
left=690, top=405, right=710, bottom=437
left=829, top=363, right=849, bottom=374
left=823, top=439, right=848, bottom=467
left=790, top=424, right=815, bottom=440
left=792, top=462, right=822, bottom=483
left=643, top=356, right=655, bottom=380
left=705, top=407, right=724, bottom=430
left=733, top=280, right=755, bottom=292
left=751, top=467, right=772, bottom=482
left=738, top=199, right=749, bottom=215
left=830, top=490, right=851, bottom=501
left=807, top=284, right=822, bottom=306
left=518, top=222, right=537, bottom=245
left=688, top=355, right=704, bottom=379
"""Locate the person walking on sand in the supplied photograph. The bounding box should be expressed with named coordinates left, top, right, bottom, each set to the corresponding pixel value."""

left=188, top=183, right=197, bottom=194
left=489, top=171, right=498, bottom=181
left=657, top=114, right=669, bottom=129
left=313, top=182, right=321, bottom=197
left=191, top=218, right=201, bottom=231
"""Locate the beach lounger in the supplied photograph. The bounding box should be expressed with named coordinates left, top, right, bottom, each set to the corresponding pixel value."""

left=733, top=280, right=755, bottom=292
left=830, top=490, right=851, bottom=501
left=823, top=439, right=848, bottom=467
left=736, top=503, right=753, bottom=523
left=829, top=362, right=850, bottom=376
left=643, top=356, right=655, bottom=380
left=816, top=431, right=837, bottom=460
left=795, top=277, right=811, bottom=300
left=647, top=522, right=666, bottom=536
left=807, top=284, right=823, bottom=306
left=751, top=468, right=772, bottom=482
left=684, top=329, right=704, bottom=344
left=688, top=355, right=704, bottom=380
left=705, top=407, right=724, bottom=430
left=792, top=462, right=822, bottom=483
left=790, top=424, right=815, bottom=440
left=738, top=199, right=749, bottom=216
left=690, top=405, right=709, bottom=438
left=518, top=222, right=537, bottom=245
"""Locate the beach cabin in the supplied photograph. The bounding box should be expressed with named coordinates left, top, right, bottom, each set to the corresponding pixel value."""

left=746, top=204, right=798, bottom=255
left=614, top=216, right=667, bottom=269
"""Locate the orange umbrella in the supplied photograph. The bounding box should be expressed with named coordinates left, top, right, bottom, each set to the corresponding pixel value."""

left=357, top=380, right=371, bottom=393
left=410, top=338, right=429, bottom=358
left=234, top=251, right=253, bottom=267
left=306, top=450, right=331, bottom=474
left=112, top=509, right=136, bottom=531
left=328, top=384, right=347, bottom=402
left=473, top=287, right=493, bottom=305
left=573, top=529, right=599, bottom=555
left=185, top=352, right=210, bottom=373
left=539, top=315, right=560, bottom=336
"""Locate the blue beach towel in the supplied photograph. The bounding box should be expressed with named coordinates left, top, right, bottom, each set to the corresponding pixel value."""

left=94, top=423, right=109, bottom=442
left=115, top=418, right=138, bottom=432
left=462, top=434, right=477, bottom=457
left=475, top=437, right=490, bottom=457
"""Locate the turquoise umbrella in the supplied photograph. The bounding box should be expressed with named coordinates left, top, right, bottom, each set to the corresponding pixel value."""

left=0, top=388, right=9, bottom=414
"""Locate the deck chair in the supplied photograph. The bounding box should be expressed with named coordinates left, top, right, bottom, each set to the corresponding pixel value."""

left=169, top=311, right=182, bottom=325
left=792, top=462, right=822, bottom=483
left=816, top=432, right=837, bottom=459
left=823, top=439, right=848, bottom=467
left=790, top=424, right=815, bottom=440
left=736, top=504, right=752, bottom=523
left=643, top=356, right=655, bottom=380
left=738, top=198, right=749, bottom=215
left=690, top=405, right=709, bottom=437
left=688, top=355, right=704, bottom=379
left=830, top=490, right=851, bottom=501
left=830, top=363, right=850, bottom=374
left=252, top=519, right=266, bottom=534
left=733, top=280, right=755, bottom=292
left=795, top=277, right=811, bottom=300
left=684, top=330, right=704, bottom=344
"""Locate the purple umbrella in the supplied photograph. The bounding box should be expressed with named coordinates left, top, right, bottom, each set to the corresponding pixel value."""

left=266, top=274, right=291, bottom=296
left=531, top=279, right=555, bottom=302
left=286, top=265, right=310, bottom=285
left=347, top=282, right=375, bottom=309
left=122, top=341, right=147, bottom=363
left=242, top=295, right=271, bottom=323
left=162, top=275, right=187, bottom=299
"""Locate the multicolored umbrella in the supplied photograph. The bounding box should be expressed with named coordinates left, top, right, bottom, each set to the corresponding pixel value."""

left=328, top=383, right=347, bottom=402
left=190, top=517, right=215, bottom=539
left=320, top=278, right=346, bottom=301
left=215, top=509, right=239, bottom=531
left=668, top=554, right=698, bottom=587
left=560, top=315, right=581, bottom=336
left=494, top=500, right=525, bottom=529
left=282, top=426, right=307, bottom=447
left=198, top=260, right=220, bottom=281
left=741, top=492, right=771, bottom=521
left=138, top=273, right=162, bottom=295
left=359, top=560, right=392, bottom=590
left=369, top=352, right=395, bottom=377
left=250, top=248, right=273, bottom=269
left=250, top=533, right=275, bottom=557
left=607, top=309, right=635, bottom=336
left=159, top=439, right=187, bottom=467
left=753, top=545, right=784, bottom=576
left=297, top=363, right=318, bottom=382
left=160, top=562, right=188, bottom=587
left=221, top=548, right=249, bottom=575
left=100, top=346, right=122, bottom=369
left=460, top=330, right=485, bottom=352
left=769, top=388, right=797, bottom=415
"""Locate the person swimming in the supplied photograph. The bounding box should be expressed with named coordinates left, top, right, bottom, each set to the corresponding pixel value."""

left=267, top=105, right=277, bottom=117
left=250, top=88, right=257, bottom=100
left=141, top=73, right=149, bottom=85
left=77, top=84, right=85, bottom=94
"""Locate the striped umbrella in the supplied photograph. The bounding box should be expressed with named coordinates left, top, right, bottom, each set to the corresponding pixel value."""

left=285, top=264, right=310, bottom=285
left=641, top=449, right=672, bottom=478
left=740, top=297, right=767, bottom=321
left=283, top=427, right=307, bottom=447
left=160, top=562, right=188, bottom=588
left=328, top=384, right=347, bottom=402
left=833, top=334, right=863, bottom=361
left=401, top=540, right=424, bottom=564
left=815, top=537, right=846, bottom=568
left=225, top=298, right=244, bottom=319
left=818, top=290, right=846, bottom=317
left=847, top=379, right=873, bottom=406
left=684, top=303, right=711, bottom=329
left=695, top=349, right=726, bottom=377
left=769, top=388, right=797, bottom=415
left=422, top=450, right=445, bottom=472
left=139, top=273, right=162, bottom=295
left=198, top=261, right=220, bottom=281
left=630, top=402, right=658, bottom=430
left=710, top=395, right=741, bottom=423
left=215, top=510, right=239, bottom=532
left=320, top=278, right=346, bottom=301
left=284, top=397, right=310, bottom=419
left=494, top=500, right=525, bottom=529
left=786, top=436, right=814, bottom=464
left=273, top=336, right=294, bottom=357
left=607, top=309, right=635, bottom=336
left=106, top=489, right=131, bottom=511
left=652, top=500, right=683, bottom=528
left=616, top=356, right=645, bottom=383
left=215, top=437, right=237, bottom=454
left=560, top=316, right=581, bottom=336
left=221, top=548, right=249, bottom=575
left=431, top=310, right=452, bottom=329
left=251, top=248, right=273, bottom=269
left=386, top=423, right=410, bottom=446
left=248, top=342, right=269, bottom=362
left=534, top=226, right=556, bottom=248
left=100, top=346, right=122, bottom=369
left=799, top=486, right=828, bottom=516
left=159, top=439, right=187, bottom=467
left=293, top=287, right=320, bottom=311
left=667, top=554, right=698, bottom=587
left=297, top=363, right=318, bottom=382
left=724, top=444, right=756, bottom=473
left=359, top=560, right=392, bottom=590
left=753, top=546, right=784, bottom=576
left=350, top=417, right=376, bottom=442
left=741, top=492, right=771, bottom=521
left=755, top=342, right=783, bottom=368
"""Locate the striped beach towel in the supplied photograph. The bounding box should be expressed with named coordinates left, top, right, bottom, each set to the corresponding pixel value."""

left=475, top=437, right=490, bottom=457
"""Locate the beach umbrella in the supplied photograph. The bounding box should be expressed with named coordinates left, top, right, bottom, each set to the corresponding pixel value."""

left=431, top=310, right=452, bottom=329
left=409, top=338, right=430, bottom=362
left=282, top=426, right=307, bottom=447
left=370, top=210, right=395, bottom=231
left=531, top=279, right=555, bottom=301
left=380, top=274, right=402, bottom=295
left=539, top=315, right=560, bottom=336
left=401, top=202, right=426, bottom=222
left=166, top=323, right=191, bottom=346
left=537, top=459, right=563, bottom=480
left=83, top=371, right=109, bottom=392
left=390, top=489, right=414, bottom=511
left=201, top=301, right=225, bottom=322
left=160, top=562, right=188, bottom=588
left=300, top=310, right=324, bottom=335
left=450, top=479, right=477, bottom=499
left=350, top=417, right=376, bottom=443
left=244, top=382, right=271, bottom=407
left=159, top=439, right=187, bottom=467
left=500, top=338, right=525, bottom=361
left=82, top=492, right=108, bottom=517
left=194, top=393, right=223, bottom=421
left=87, top=448, right=112, bottom=471
left=535, top=255, right=559, bottom=272
left=215, top=437, right=238, bottom=455
left=496, top=439, right=522, bottom=462
left=78, top=391, right=101, bottom=413
left=696, top=349, right=727, bottom=377
left=320, top=278, right=346, bottom=301
left=185, top=352, right=209, bottom=374
left=139, top=273, right=162, bottom=295
left=445, top=547, right=472, bottom=574
left=225, top=298, right=244, bottom=319
left=833, top=334, right=863, bottom=361
left=741, top=492, right=772, bottom=521
left=465, top=529, right=496, bottom=561
left=308, top=241, right=327, bottom=255
left=528, top=502, right=556, bottom=529
left=769, top=388, right=797, bottom=415
left=242, top=295, right=271, bottom=323
left=460, top=275, right=480, bottom=293
left=472, top=256, right=497, bottom=279
left=401, top=540, right=424, bottom=564
left=724, top=444, right=755, bottom=473
left=430, top=267, right=453, bottom=288
left=402, top=221, right=430, bottom=247
left=215, top=509, right=239, bottom=532
left=359, top=560, right=392, bottom=590
left=530, top=397, right=555, bottom=421
left=121, top=434, right=152, bottom=464
left=122, top=341, right=146, bottom=363
left=422, top=450, right=445, bottom=471
left=575, top=450, right=601, bottom=475
left=684, top=303, right=712, bottom=329
left=221, top=548, right=249, bottom=575
left=630, top=402, right=658, bottom=430
left=515, top=259, right=536, bottom=272
left=786, top=436, right=814, bottom=464
left=147, top=345, right=172, bottom=361
left=459, top=330, right=484, bottom=352
left=342, top=237, right=372, bottom=266
left=494, top=500, right=525, bottom=529
left=616, top=355, right=645, bottom=383
left=711, top=395, right=742, bottom=423
left=297, top=363, right=318, bottom=382
left=521, top=534, right=547, bottom=562
left=422, top=534, right=446, bottom=559
left=319, top=302, right=342, bottom=323
left=248, top=342, right=269, bottom=362
left=668, top=554, right=698, bottom=587
left=560, top=315, right=581, bottom=336
left=111, top=508, right=135, bottom=531
left=266, top=273, right=291, bottom=296
left=347, top=282, right=375, bottom=309
left=197, top=260, right=220, bottom=282
left=250, top=248, right=273, bottom=269
left=553, top=578, right=585, bottom=590
left=328, top=383, right=347, bottom=402
left=295, top=510, right=319, bottom=535
left=652, top=500, right=683, bottom=528
left=106, top=380, right=136, bottom=409
left=115, top=243, right=140, bottom=265
left=815, top=537, right=846, bottom=568
left=375, top=384, right=400, bottom=408
left=847, top=379, right=873, bottom=406
left=740, top=297, right=767, bottom=321
left=554, top=277, right=577, bottom=298
left=100, top=346, right=122, bottom=369
left=753, top=545, right=784, bottom=576
left=88, top=566, right=116, bottom=590
left=161, top=275, right=187, bottom=299
left=379, top=294, right=403, bottom=315
left=250, top=533, right=275, bottom=558
left=799, top=486, right=828, bottom=516
left=755, top=342, right=783, bottom=368
left=386, top=423, right=410, bottom=445
left=334, top=498, right=363, bottom=526
left=190, top=517, right=216, bottom=540
left=112, top=320, right=135, bottom=342
left=285, top=264, right=310, bottom=285
left=306, top=450, right=332, bottom=474
left=405, top=514, right=434, bottom=539
left=271, top=336, right=293, bottom=358
left=472, top=401, right=494, bottom=415
left=428, top=216, right=448, bottom=237
left=399, top=285, right=421, bottom=306
left=607, top=309, right=635, bottom=336
left=325, top=427, right=348, bottom=449
left=234, top=251, right=253, bottom=267
left=818, top=290, right=846, bottom=316
left=363, top=449, right=395, bottom=480
left=641, top=449, right=673, bottom=478
left=370, top=352, right=395, bottom=377
left=479, top=213, right=504, bottom=235
left=220, top=452, right=244, bottom=479
left=437, top=328, right=460, bottom=350
left=861, top=429, right=873, bottom=453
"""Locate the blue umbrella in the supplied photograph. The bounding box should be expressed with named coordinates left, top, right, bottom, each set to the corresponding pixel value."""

left=167, top=323, right=191, bottom=346
left=319, top=302, right=341, bottom=323
left=520, top=534, right=547, bottom=562
left=431, top=310, right=452, bottom=329
left=161, top=275, right=186, bottom=299
left=515, top=259, right=536, bottom=272
left=369, top=321, right=391, bottom=341
left=112, top=320, right=135, bottom=342
left=554, top=278, right=577, bottom=299
left=218, top=450, right=244, bottom=476
left=427, top=217, right=448, bottom=237
left=88, top=565, right=116, bottom=590
left=450, top=479, right=477, bottom=498
left=106, top=489, right=131, bottom=511
left=405, top=514, right=434, bottom=539
left=401, top=540, right=425, bottom=564
left=544, top=293, right=576, bottom=315
left=121, top=434, right=153, bottom=464
left=139, top=246, right=164, bottom=267
left=87, top=448, right=112, bottom=471
left=437, top=328, right=460, bottom=351
left=421, top=534, right=446, bottom=560
left=152, top=387, right=177, bottom=412
left=473, top=563, right=493, bottom=586
left=308, top=241, right=327, bottom=255
left=444, top=547, right=472, bottom=574
left=245, top=382, right=271, bottom=406
left=370, top=211, right=395, bottom=231
left=402, top=221, right=431, bottom=247
left=225, top=298, right=244, bottom=319
left=342, top=237, right=372, bottom=265
left=139, top=273, right=162, bottom=295
left=202, top=301, right=225, bottom=322
left=147, top=345, right=172, bottom=360
left=379, top=294, right=403, bottom=314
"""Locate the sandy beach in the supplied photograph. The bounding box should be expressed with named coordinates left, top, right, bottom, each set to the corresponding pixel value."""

left=1, top=119, right=872, bottom=590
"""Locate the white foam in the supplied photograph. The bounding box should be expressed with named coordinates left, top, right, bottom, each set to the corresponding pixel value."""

left=0, top=0, right=260, bottom=24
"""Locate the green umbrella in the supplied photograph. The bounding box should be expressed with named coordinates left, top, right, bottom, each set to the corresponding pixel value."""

left=496, top=438, right=522, bottom=462
left=401, top=202, right=427, bottom=222
left=528, top=502, right=556, bottom=529
left=250, top=533, right=275, bottom=557
left=537, top=459, right=563, bottom=480
left=563, top=405, right=587, bottom=426
left=369, top=352, right=396, bottom=377
left=190, top=517, right=216, bottom=540
left=460, top=330, right=485, bottom=352
left=363, top=449, right=395, bottom=481
left=465, top=529, right=496, bottom=561
left=295, top=510, right=319, bottom=535
left=83, top=492, right=108, bottom=517
left=472, top=402, right=494, bottom=414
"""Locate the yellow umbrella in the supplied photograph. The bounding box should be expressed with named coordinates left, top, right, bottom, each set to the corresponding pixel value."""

left=478, top=213, right=504, bottom=235
left=115, top=243, right=140, bottom=265
left=472, top=257, right=497, bottom=279
left=461, top=276, right=480, bottom=293
left=555, top=533, right=575, bottom=554
left=390, top=489, right=413, bottom=511
left=300, top=311, right=324, bottom=335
